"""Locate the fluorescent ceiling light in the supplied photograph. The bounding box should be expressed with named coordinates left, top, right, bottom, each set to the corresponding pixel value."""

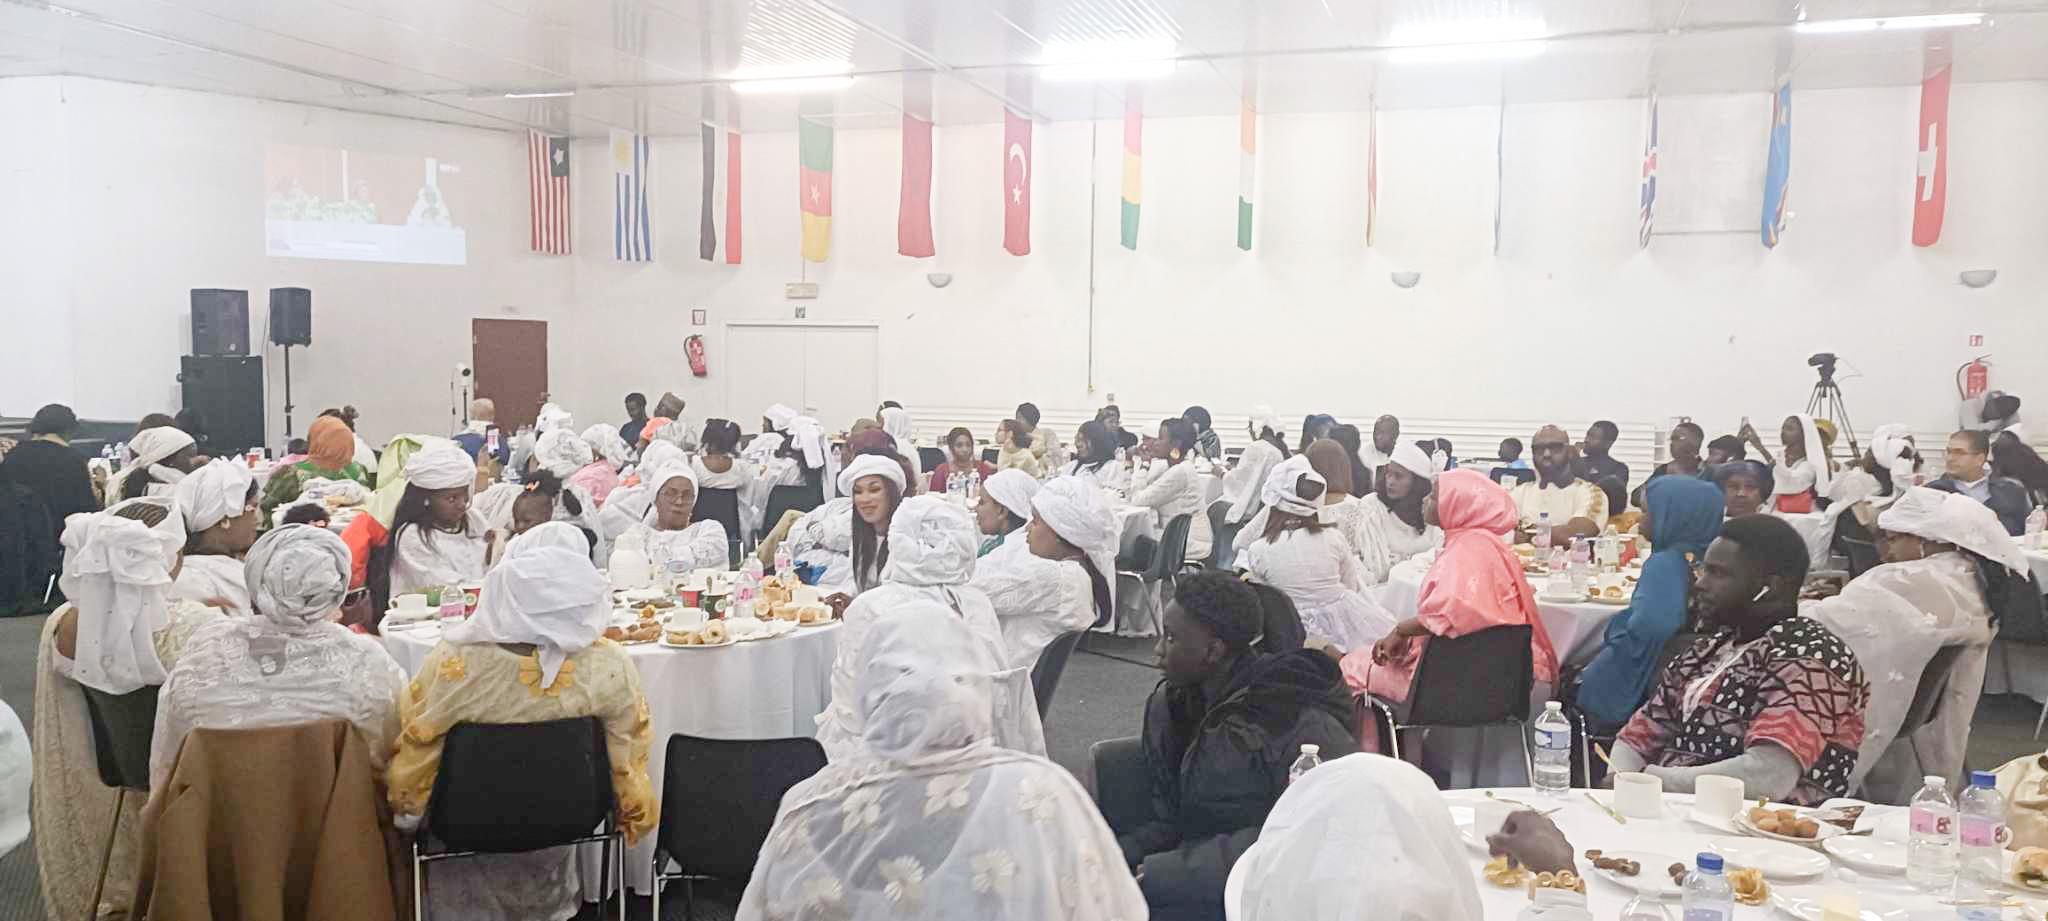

left=1387, top=17, right=1548, bottom=64
left=729, top=62, right=854, bottom=94
left=1794, top=12, right=1985, bottom=34
left=504, top=90, right=575, bottom=99
left=1039, top=36, right=1177, bottom=82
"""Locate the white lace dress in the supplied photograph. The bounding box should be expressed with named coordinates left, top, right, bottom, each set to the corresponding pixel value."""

left=170, top=553, right=250, bottom=618
left=787, top=498, right=856, bottom=594
left=1352, top=495, right=1444, bottom=585
left=1238, top=528, right=1398, bottom=653
left=970, top=542, right=1096, bottom=671
left=389, top=511, right=491, bottom=597
left=635, top=519, right=731, bottom=573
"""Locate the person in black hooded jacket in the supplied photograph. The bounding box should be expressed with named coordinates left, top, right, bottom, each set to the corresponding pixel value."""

left=1118, top=572, right=1357, bottom=921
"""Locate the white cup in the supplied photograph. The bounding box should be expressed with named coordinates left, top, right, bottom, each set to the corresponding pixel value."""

left=393, top=593, right=429, bottom=612
left=1694, top=774, right=1745, bottom=821
left=1612, top=772, right=1664, bottom=818
left=1474, top=800, right=1516, bottom=842
left=792, top=585, right=822, bottom=606
left=672, top=607, right=707, bottom=631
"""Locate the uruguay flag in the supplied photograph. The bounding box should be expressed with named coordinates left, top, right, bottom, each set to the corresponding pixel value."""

left=1761, top=78, right=1792, bottom=249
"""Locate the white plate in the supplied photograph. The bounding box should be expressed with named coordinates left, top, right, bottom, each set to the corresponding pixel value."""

left=1536, top=592, right=1588, bottom=604
left=660, top=635, right=734, bottom=649
left=1770, top=888, right=1909, bottom=921
left=1735, top=807, right=1846, bottom=846
left=2001, top=849, right=2048, bottom=895
left=1821, top=835, right=1906, bottom=875
left=1712, top=838, right=1829, bottom=880
left=1689, top=801, right=1799, bottom=835
left=1588, top=851, right=1683, bottom=899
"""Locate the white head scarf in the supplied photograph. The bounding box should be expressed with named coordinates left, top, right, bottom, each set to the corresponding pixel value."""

left=1235, top=753, right=1484, bottom=921
left=444, top=522, right=609, bottom=689
left=534, top=428, right=594, bottom=479
left=837, top=454, right=906, bottom=496
left=1389, top=442, right=1438, bottom=481
left=1878, top=485, right=2029, bottom=575
left=580, top=423, right=631, bottom=469
left=763, top=403, right=799, bottom=432
left=173, top=458, right=255, bottom=532
left=1870, top=423, right=1919, bottom=488
left=109, top=426, right=196, bottom=500
left=1249, top=405, right=1282, bottom=438
left=534, top=402, right=573, bottom=434
left=403, top=442, right=477, bottom=491
left=982, top=469, right=1041, bottom=523
left=788, top=415, right=828, bottom=470
left=1789, top=413, right=1835, bottom=497
left=60, top=497, right=186, bottom=693
left=879, top=406, right=914, bottom=446
left=856, top=600, right=998, bottom=761
left=243, top=524, right=351, bottom=633
left=635, top=441, right=685, bottom=478
left=881, top=497, right=977, bottom=587
left=1031, top=476, right=1117, bottom=595
left=638, top=462, right=699, bottom=526
left=1262, top=455, right=1326, bottom=519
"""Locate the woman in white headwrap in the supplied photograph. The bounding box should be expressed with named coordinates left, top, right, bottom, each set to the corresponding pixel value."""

left=818, top=496, right=1043, bottom=759
left=169, top=459, right=259, bottom=617
left=572, top=423, right=629, bottom=505
left=31, top=498, right=225, bottom=921
left=390, top=522, right=658, bottom=921
left=1230, top=753, right=1483, bottom=921
left=1350, top=442, right=1444, bottom=584
left=742, top=403, right=798, bottom=464
left=627, top=462, right=732, bottom=573
left=878, top=404, right=916, bottom=453
left=107, top=425, right=200, bottom=502
left=148, top=524, right=407, bottom=790
left=1805, top=486, right=2029, bottom=802
left=1128, top=417, right=1213, bottom=563
left=381, top=442, right=491, bottom=602
left=973, top=469, right=1039, bottom=559
left=746, top=602, right=1141, bottom=921
left=534, top=402, right=574, bottom=435
left=1741, top=413, right=1833, bottom=513
left=1221, top=407, right=1290, bottom=525
left=972, top=476, right=1116, bottom=671
left=1237, top=457, right=1396, bottom=652
left=796, top=455, right=907, bottom=601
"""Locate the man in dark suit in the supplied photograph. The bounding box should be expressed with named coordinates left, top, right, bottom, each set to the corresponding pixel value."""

left=1928, top=429, right=2031, bottom=535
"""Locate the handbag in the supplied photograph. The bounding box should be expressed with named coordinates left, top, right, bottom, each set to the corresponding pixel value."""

left=1994, top=752, right=2048, bottom=850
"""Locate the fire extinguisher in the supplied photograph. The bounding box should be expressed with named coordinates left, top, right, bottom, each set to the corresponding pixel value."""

left=685, top=335, right=708, bottom=378
left=1957, top=355, right=1992, bottom=400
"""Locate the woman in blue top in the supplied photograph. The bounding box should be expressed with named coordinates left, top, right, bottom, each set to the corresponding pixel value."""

left=1572, top=475, right=1725, bottom=732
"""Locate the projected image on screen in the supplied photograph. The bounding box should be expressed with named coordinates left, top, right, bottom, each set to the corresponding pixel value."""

left=264, top=144, right=467, bottom=265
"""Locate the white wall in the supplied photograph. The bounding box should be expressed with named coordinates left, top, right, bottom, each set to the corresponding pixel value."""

left=5, top=75, right=2044, bottom=460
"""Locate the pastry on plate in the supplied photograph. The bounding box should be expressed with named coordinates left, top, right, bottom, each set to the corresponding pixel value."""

left=2015, top=846, right=2048, bottom=889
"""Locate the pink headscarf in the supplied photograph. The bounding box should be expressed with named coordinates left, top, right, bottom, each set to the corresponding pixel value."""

left=1415, top=469, right=1558, bottom=685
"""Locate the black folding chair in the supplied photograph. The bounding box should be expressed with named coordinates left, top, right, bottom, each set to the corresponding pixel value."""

left=760, top=483, right=824, bottom=537
left=981, top=447, right=1000, bottom=465
left=1114, top=514, right=1192, bottom=635
left=917, top=447, right=946, bottom=474
left=1032, top=630, right=1088, bottom=719
left=1490, top=467, right=1537, bottom=487
left=1893, top=643, right=1968, bottom=778
left=1570, top=630, right=1700, bottom=788
left=1834, top=513, right=1881, bottom=577
left=651, top=735, right=827, bottom=921
left=80, top=684, right=159, bottom=916
left=1088, top=736, right=1153, bottom=835
left=694, top=486, right=744, bottom=567
left=1368, top=625, right=1536, bottom=776
left=414, top=717, right=624, bottom=921
left=1205, top=499, right=1239, bottom=571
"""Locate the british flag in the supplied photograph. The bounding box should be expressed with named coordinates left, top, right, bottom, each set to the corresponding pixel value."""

left=1638, top=94, right=1658, bottom=249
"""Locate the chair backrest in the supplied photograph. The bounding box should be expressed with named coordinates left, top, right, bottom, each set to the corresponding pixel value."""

left=1205, top=500, right=1239, bottom=570
left=2000, top=572, right=2048, bottom=646
left=1652, top=631, right=1701, bottom=688
left=1490, top=467, right=1536, bottom=487
left=1897, top=643, right=1969, bottom=737
left=658, top=734, right=826, bottom=880
left=694, top=486, right=744, bottom=566
left=1031, top=630, right=1087, bottom=718
left=1404, top=624, right=1535, bottom=726
left=917, top=447, right=946, bottom=474
left=1834, top=513, right=1880, bottom=577
left=980, top=447, right=1000, bottom=465
left=80, top=684, right=161, bottom=791
left=425, top=717, right=614, bottom=854
left=761, top=483, right=824, bottom=536
left=1147, top=514, right=1194, bottom=581
left=1089, top=736, right=1152, bottom=835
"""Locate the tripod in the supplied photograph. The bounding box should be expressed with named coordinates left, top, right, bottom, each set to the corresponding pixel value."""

left=1805, top=368, right=1861, bottom=460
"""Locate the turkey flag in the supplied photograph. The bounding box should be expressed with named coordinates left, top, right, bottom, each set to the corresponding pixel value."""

left=1913, top=38, right=1951, bottom=248
left=1003, top=109, right=1032, bottom=256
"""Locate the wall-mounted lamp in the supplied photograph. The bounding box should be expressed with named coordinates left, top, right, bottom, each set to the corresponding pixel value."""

left=1391, top=271, right=1422, bottom=288
left=1959, top=269, right=1998, bottom=289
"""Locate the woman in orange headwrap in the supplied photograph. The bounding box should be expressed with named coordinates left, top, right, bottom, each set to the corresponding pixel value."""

left=259, top=415, right=374, bottom=524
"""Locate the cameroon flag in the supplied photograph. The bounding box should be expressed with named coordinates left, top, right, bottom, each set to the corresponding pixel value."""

left=1120, top=91, right=1142, bottom=250
left=799, top=117, right=833, bottom=262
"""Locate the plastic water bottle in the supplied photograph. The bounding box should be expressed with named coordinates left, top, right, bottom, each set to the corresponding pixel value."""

left=1955, top=770, right=2008, bottom=919
left=965, top=472, right=980, bottom=500
left=437, top=582, right=466, bottom=622
left=1679, top=852, right=1734, bottom=921
left=1907, top=773, right=1958, bottom=892
left=1287, top=744, right=1321, bottom=785
left=773, top=546, right=793, bottom=581
left=1568, top=537, right=1594, bottom=591
left=1618, top=895, right=1673, bottom=921
left=1532, top=512, right=1552, bottom=553
left=1531, top=700, right=1572, bottom=795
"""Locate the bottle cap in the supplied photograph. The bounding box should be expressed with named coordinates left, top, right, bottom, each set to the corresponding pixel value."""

left=1695, top=852, right=1723, bottom=873
left=1545, top=700, right=1563, bottom=711
left=1972, top=770, right=1997, bottom=789
left=1925, top=774, right=1947, bottom=788
left=1301, top=744, right=1319, bottom=755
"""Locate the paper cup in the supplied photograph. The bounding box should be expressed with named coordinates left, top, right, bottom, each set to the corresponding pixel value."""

left=1612, top=772, right=1664, bottom=818
left=672, top=607, right=707, bottom=631
left=460, top=582, right=483, bottom=616
left=1695, top=774, right=1744, bottom=821
left=792, top=585, right=822, bottom=606
left=394, top=593, right=429, bottom=612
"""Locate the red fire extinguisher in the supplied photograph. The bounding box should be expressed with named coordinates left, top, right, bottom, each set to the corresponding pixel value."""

left=685, top=335, right=708, bottom=378
left=1957, top=355, right=1992, bottom=400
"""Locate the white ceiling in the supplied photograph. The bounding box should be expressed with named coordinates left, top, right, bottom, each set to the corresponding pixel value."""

left=3, top=0, right=2047, bottom=135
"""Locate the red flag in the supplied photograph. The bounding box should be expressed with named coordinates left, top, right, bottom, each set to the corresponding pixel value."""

left=1003, top=109, right=1032, bottom=256
left=1913, top=38, right=1951, bottom=248
left=897, top=114, right=935, bottom=258
left=725, top=130, right=743, bottom=264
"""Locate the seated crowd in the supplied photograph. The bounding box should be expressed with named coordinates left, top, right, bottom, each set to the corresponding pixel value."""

left=5, top=394, right=2047, bottom=921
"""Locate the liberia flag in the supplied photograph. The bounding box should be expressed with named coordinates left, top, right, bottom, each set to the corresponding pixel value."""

left=1913, top=38, right=1951, bottom=247
left=528, top=131, right=570, bottom=255
left=1639, top=93, right=1658, bottom=250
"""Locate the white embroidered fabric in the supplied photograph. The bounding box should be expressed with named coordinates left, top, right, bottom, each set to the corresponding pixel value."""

left=970, top=545, right=1094, bottom=671
left=389, top=510, right=491, bottom=596
left=787, top=498, right=855, bottom=594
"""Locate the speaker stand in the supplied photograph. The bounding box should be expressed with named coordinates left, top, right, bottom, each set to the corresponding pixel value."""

left=282, top=343, right=297, bottom=441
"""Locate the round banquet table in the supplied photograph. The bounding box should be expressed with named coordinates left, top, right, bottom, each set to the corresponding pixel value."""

left=1229, top=785, right=1978, bottom=920
left=1376, top=558, right=1630, bottom=669
left=381, top=619, right=843, bottom=893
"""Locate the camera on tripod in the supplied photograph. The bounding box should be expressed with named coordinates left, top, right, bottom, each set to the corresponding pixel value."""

left=1808, top=352, right=1838, bottom=383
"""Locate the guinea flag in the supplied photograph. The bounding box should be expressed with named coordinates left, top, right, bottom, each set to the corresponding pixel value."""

left=799, top=117, right=833, bottom=262
left=1120, top=90, right=1142, bottom=250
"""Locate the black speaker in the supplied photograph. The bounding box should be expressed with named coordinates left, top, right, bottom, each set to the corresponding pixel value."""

left=179, top=355, right=264, bottom=455
left=189, top=289, right=250, bottom=356
left=269, top=287, right=312, bottom=347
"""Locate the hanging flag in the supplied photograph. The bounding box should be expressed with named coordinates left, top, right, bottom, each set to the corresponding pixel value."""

left=799, top=117, right=833, bottom=263
left=1365, top=94, right=1379, bottom=248
left=1638, top=93, right=1659, bottom=250
left=898, top=114, right=934, bottom=258
left=1492, top=100, right=1506, bottom=256
left=1761, top=77, right=1793, bottom=249
left=1003, top=108, right=1032, bottom=256
left=610, top=128, right=652, bottom=262
left=1120, top=90, right=1142, bottom=250
left=698, top=122, right=718, bottom=261
left=1237, top=101, right=1256, bottom=251
left=528, top=130, right=571, bottom=255
left=1913, top=38, right=1952, bottom=247
left=725, top=129, right=743, bottom=264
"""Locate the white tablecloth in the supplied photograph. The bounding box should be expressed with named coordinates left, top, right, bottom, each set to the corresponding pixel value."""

left=381, top=621, right=842, bottom=893
left=1377, top=559, right=1628, bottom=668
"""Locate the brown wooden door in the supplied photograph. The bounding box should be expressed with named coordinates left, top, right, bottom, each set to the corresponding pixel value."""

left=472, top=318, right=548, bottom=431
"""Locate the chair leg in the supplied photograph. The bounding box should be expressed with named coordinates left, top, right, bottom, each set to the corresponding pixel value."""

left=686, top=875, right=698, bottom=921
left=412, top=839, right=426, bottom=921
left=615, top=833, right=626, bottom=921
left=1574, top=713, right=1590, bottom=789
left=1518, top=719, right=1534, bottom=784
left=90, top=788, right=125, bottom=921
left=2035, top=695, right=2048, bottom=741
left=650, top=851, right=662, bottom=921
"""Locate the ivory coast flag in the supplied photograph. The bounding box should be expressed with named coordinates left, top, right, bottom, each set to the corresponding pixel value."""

left=1237, top=101, right=1256, bottom=251
left=799, top=117, right=833, bottom=262
left=1120, top=90, right=1142, bottom=250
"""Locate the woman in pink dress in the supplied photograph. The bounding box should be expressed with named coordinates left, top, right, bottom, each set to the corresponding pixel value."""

left=1340, top=468, right=1559, bottom=751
